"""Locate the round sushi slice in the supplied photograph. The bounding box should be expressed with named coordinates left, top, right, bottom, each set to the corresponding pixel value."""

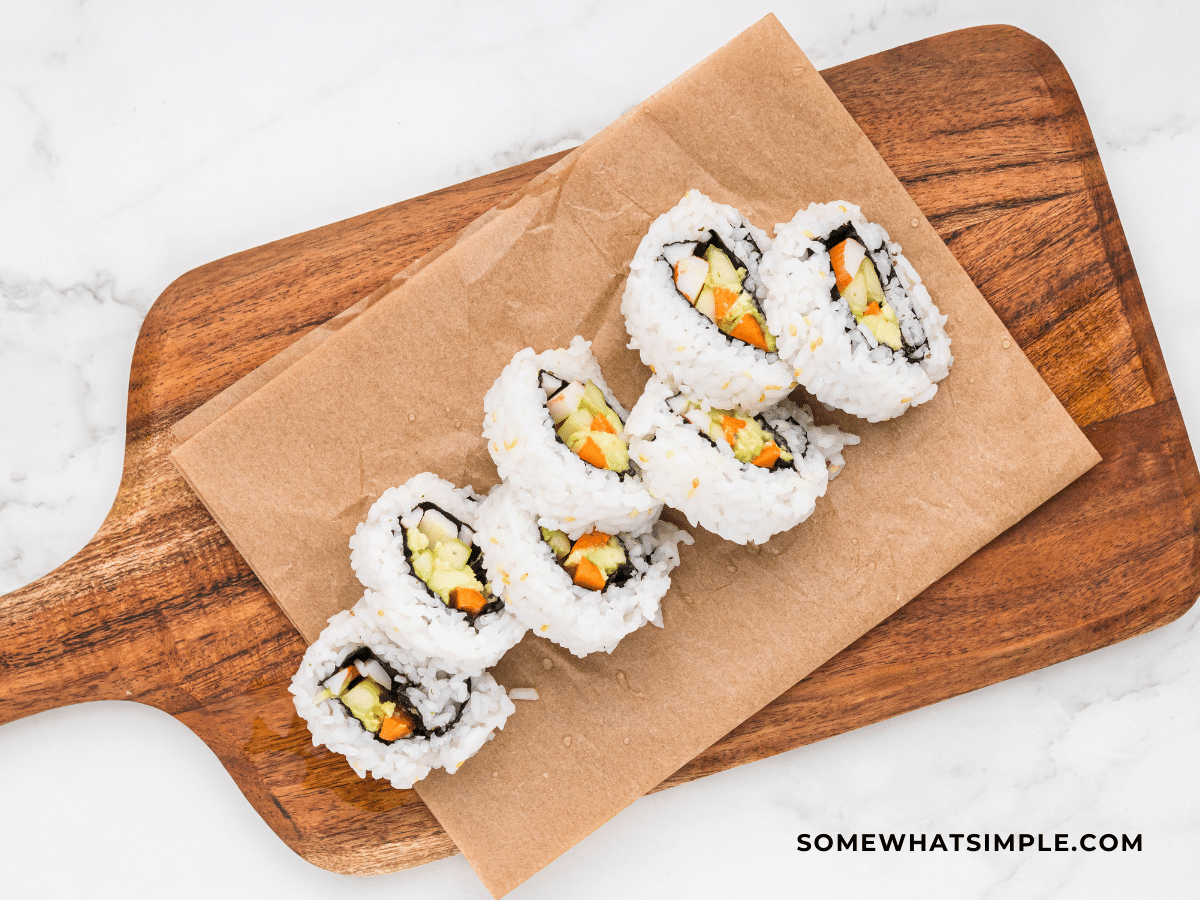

left=483, top=336, right=662, bottom=540
left=289, top=607, right=515, bottom=789
left=759, top=201, right=952, bottom=422
left=475, top=484, right=692, bottom=657
left=349, top=473, right=526, bottom=674
left=621, top=189, right=795, bottom=413
left=625, top=377, right=858, bottom=545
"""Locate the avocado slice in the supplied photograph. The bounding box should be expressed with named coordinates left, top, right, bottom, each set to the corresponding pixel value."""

left=434, top=537, right=471, bottom=569
left=342, top=678, right=387, bottom=733
left=704, top=246, right=743, bottom=288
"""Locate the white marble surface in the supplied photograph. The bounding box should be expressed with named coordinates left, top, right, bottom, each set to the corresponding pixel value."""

left=1, top=1, right=1197, bottom=897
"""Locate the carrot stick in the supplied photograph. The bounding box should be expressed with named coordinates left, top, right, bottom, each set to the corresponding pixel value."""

left=575, top=436, right=608, bottom=469
left=573, top=557, right=607, bottom=591
left=450, top=587, right=487, bottom=616
left=379, top=714, right=413, bottom=742
left=570, top=531, right=611, bottom=553
left=728, top=314, right=768, bottom=350
left=865, top=301, right=881, bottom=317
left=751, top=441, right=781, bottom=469
left=590, top=414, right=616, bottom=435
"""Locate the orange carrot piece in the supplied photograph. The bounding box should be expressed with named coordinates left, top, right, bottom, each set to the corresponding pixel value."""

left=751, top=441, right=781, bottom=469
left=450, top=587, right=487, bottom=616
left=829, top=239, right=854, bottom=292
left=865, top=300, right=881, bottom=317
left=570, top=531, right=611, bottom=554
left=575, top=436, right=608, bottom=468
left=379, top=714, right=413, bottom=742
left=573, top=557, right=607, bottom=591
left=713, top=285, right=739, bottom=321
left=721, top=415, right=747, bottom=448
left=590, top=414, right=616, bottom=435
left=728, top=314, right=768, bottom=350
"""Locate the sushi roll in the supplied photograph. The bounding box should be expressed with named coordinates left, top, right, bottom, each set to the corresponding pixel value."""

left=475, top=484, right=692, bottom=657
left=621, top=190, right=796, bottom=413
left=759, top=201, right=953, bottom=422
left=483, top=336, right=662, bottom=540
left=625, top=377, right=857, bottom=545
left=289, top=607, right=515, bottom=789
left=349, top=474, right=526, bottom=674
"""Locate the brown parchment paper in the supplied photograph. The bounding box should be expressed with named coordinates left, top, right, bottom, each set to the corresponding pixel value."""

left=170, top=15, right=1100, bottom=897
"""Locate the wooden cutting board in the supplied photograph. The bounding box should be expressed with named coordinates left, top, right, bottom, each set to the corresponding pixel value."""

left=1, top=25, right=1196, bottom=875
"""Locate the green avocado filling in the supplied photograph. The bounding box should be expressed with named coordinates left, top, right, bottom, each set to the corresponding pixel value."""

left=834, top=240, right=902, bottom=351
left=685, top=403, right=793, bottom=468
left=675, top=245, right=776, bottom=353
left=539, top=526, right=628, bottom=589
left=405, top=507, right=492, bottom=616
left=316, top=654, right=417, bottom=741
left=546, top=379, right=630, bottom=473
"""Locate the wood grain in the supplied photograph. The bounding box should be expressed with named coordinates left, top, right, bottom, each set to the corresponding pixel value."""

left=0, top=25, right=1195, bottom=875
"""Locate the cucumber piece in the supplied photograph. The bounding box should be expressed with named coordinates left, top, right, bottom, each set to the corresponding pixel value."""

left=417, top=509, right=458, bottom=548
left=540, top=527, right=572, bottom=559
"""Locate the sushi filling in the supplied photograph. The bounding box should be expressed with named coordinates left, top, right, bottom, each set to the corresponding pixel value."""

left=539, top=370, right=635, bottom=476
left=667, top=395, right=797, bottom=471
left=401, top=503, right=504, bottom=622
left=822, top=223, right=929, bottom=364
left=662, top=231, right=776, bottom=353
left=539, top=527, right=636, bottom=592
left=315, top=647, right=466, bottom=743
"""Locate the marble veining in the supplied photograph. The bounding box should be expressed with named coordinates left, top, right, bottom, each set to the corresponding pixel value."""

left=1, top=2, right=1197, bottom=898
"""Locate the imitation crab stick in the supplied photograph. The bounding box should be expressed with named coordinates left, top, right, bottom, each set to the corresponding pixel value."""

left=721, top=415, right=747, bottom=448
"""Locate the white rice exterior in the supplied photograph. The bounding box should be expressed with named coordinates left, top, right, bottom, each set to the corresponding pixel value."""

left=625, top=376, right=858, bottom=545
left=759, top=201, right=953, bottom=423
left=348, top=473, right=526, bottom=674
left=289, top=607, right=515, bottom=789
left=483, top=336, right=662, bottom=540
left=621, top=190, right=796, bottom=413
left=475, top=484, right=692, bottom=658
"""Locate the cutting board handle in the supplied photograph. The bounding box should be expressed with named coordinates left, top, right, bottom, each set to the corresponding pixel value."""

left=0, top=512, right=162, bottom=725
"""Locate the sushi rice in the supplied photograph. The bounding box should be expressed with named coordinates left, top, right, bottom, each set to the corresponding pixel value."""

left=475, top=483, right=692, bottom=657
left=289, top=606, right=514, bottom=789
left=759, top=201, right=952, bottom=422
left=483, top=336, right=662, bottom=540
left=621, top=190, right=795, bottom=413
left=626, top=376, right=858, bottom=545
left=349, top=473, right=526, bottom=674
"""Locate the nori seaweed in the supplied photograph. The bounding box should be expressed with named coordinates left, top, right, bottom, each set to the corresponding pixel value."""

left=399, top=502, right=506, bottom=624
left=330, top=646, right=469, bottom=743
left=820, top=222, right=929, bottom=364
left=659, top=227, right=774, bottom=351
left=537, top=368, right=642, bottom=481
